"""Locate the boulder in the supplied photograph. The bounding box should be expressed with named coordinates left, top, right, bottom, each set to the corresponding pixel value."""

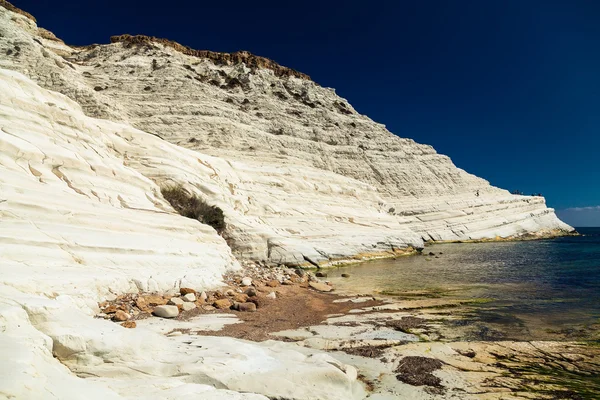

left=168, top=297, right=184, bottom=306
left=309, top=282, right=333, bottom=292
left=180, top=287, right=196, bottom=295
left=153, top=305, right=179, bottom=318
left=182, top=293, right=196, bottom=302
left=182, top=302, right=197, bottom=312
left=113, top=310, right=130, bottom=322
left=241, top=277, right=252, bottom=286
left=213, top=299, right=232, bottom=310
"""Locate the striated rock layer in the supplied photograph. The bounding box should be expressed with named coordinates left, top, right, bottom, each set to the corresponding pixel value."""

left=0, top=2, right=572, bottom=267
left=0, top=2, right=575, bottom=399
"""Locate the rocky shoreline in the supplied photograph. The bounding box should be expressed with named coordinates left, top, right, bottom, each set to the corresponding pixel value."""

left=96, top=261, right=600, bottom=399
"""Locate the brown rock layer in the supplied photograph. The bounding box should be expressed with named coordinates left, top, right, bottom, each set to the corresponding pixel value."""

left=109, top=34, right=311, bottom=81
left=0, top=0, right=36, bottom=22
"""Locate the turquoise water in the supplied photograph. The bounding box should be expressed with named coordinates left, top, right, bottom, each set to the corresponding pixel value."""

left=328, top=227, right=600, bottom=341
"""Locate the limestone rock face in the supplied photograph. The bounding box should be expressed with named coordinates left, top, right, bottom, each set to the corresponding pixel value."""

left=0, top=2, right=576, bottom=400
left=0, top=3, right=572, bottom=267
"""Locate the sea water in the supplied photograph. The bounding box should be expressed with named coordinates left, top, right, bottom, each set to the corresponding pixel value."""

left=328, top=227, right=600, bottom=341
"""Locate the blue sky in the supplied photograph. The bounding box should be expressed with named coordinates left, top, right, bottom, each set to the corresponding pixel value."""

left=13, top=0, right=600, bottom=226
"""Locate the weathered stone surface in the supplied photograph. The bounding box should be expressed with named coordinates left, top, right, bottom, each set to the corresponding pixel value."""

left=168, top=297, right=185, bottom=306
left=0, top=4, right=578, bottom=400
left=113, top=310, right=130, bottom=322
left=153, top=305, right=179, bottom=318
left=214, top=299, right=233, bottom=310
left=241, top=277, right=253, bottom=286
left=309, top=282, right=334, bottom=292
left=182, top=293, right=196, bottom=302
left=233, top=293, right=249, bottom=303
left=182, top=302, right=197, bottom=312
left=0, top=5, right=572, bottom=272
left=180, top=287, right=196, bottom=295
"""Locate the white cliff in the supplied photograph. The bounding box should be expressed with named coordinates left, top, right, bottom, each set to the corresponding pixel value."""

left=0, top=4, right=572, bottom=267
left=0, top=2, right=575, bottom=399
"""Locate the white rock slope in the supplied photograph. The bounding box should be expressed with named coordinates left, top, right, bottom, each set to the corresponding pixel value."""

left=0, top=67, right=364, bottom=400
left=0, top=4, right=572, bottom=267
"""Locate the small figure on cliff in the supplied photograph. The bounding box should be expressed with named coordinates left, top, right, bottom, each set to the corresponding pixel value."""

left=476, top=190, right=480, bottom=197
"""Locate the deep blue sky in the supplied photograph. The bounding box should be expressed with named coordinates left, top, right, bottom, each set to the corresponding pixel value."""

left=13, top=0, right=600, bottom=225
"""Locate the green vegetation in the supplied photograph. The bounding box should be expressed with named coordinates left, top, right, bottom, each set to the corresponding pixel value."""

left=161, top=185, right=226, bottom=233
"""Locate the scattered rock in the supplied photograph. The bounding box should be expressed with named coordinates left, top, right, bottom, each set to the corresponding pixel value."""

left=266, top=292, right=277, bottom=300
left=226, top=289, right=235, bottom=296
left=182, top=293, right=196, bottom=302
left=103, top=305, right=118, bottom=314
left=168, top=297, right=184, bottom=306
left=457, top=349, right=477, bottom=358
left=241, top=277, right=252, bottom=286
left=153, top=305, right=179, bottom=318
left=182, top=302, right=197, bottom=311
left=202, top=305, right=216, bottom=311
left=238, top=302, right=257, bottom=312
left=213, top=299, right=232, bottom=309
left=121, top=321, right=137, bottom=329
left=143, top=295, right=168, bottom=306
left=295, top=269, right=305, bottom=277
left=309, top=282, right=333, bottom=292
left=266, top=279, right=280, bottom=287
left=341, top=274, right=350, bottom=278
left=113, top=310, right=130, bottom=322
left=315, top=272, right=327, bottom=278
left=244, top=287, right=258, bottom=297
left=233, top=293, right=249, bottom=303
left=135, top=297, right=149, bottom=311
left=180, top=287, right=196, bottom=295
left=428, top=252, right=435, bottom=256
left=199, top=291, right=208, bottom=302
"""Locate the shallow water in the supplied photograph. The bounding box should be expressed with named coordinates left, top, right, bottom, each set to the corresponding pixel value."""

left=328, top=227, right=600, bottom=341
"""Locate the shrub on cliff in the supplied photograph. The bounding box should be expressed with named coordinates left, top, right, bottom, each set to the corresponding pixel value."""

left=161, top=185, right=226, bottom=233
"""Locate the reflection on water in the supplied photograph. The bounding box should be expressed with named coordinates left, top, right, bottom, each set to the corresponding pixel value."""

left=328, top=228, right=600, bottom=341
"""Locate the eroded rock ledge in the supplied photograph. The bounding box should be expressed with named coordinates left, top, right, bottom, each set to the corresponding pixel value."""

left=108, top=34, right=311, bottom=80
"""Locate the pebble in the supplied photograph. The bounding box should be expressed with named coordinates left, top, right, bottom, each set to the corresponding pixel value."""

left=182, top=293, right=196, bottom=302
left=241, top=277, right=252, bottom=286
left=182, top=302, right=196, bottom=311
left=121, top=321, right=136, bottom=329
left=180, top=287, right=196, bottom=295
left=309, top=282, right=333, bottom=292
left=113, top=310, right=130, bottom=321
left=153, top=305, right=179, bottom=318
left=266, top=279, right=280, bottom=287
left=233, top=293, right=249, bottom=303
left=244, top=288, right=257, bottom=297
left=202, top=305, right=216, bottom=311
left=341, top=273, right=350, bottom=278
left=295, top=269, right=306, bottom=277
left=315, top=272, right=327, bottom=278
left=266, top=292, right=277, bottom=299
left=213, top=299, right=232, bottom=309
left=238, top=302, right=257, bottom=312
left=199, top=291, right=208, bottom=302
left=168, top=297, right=184, bottom=306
